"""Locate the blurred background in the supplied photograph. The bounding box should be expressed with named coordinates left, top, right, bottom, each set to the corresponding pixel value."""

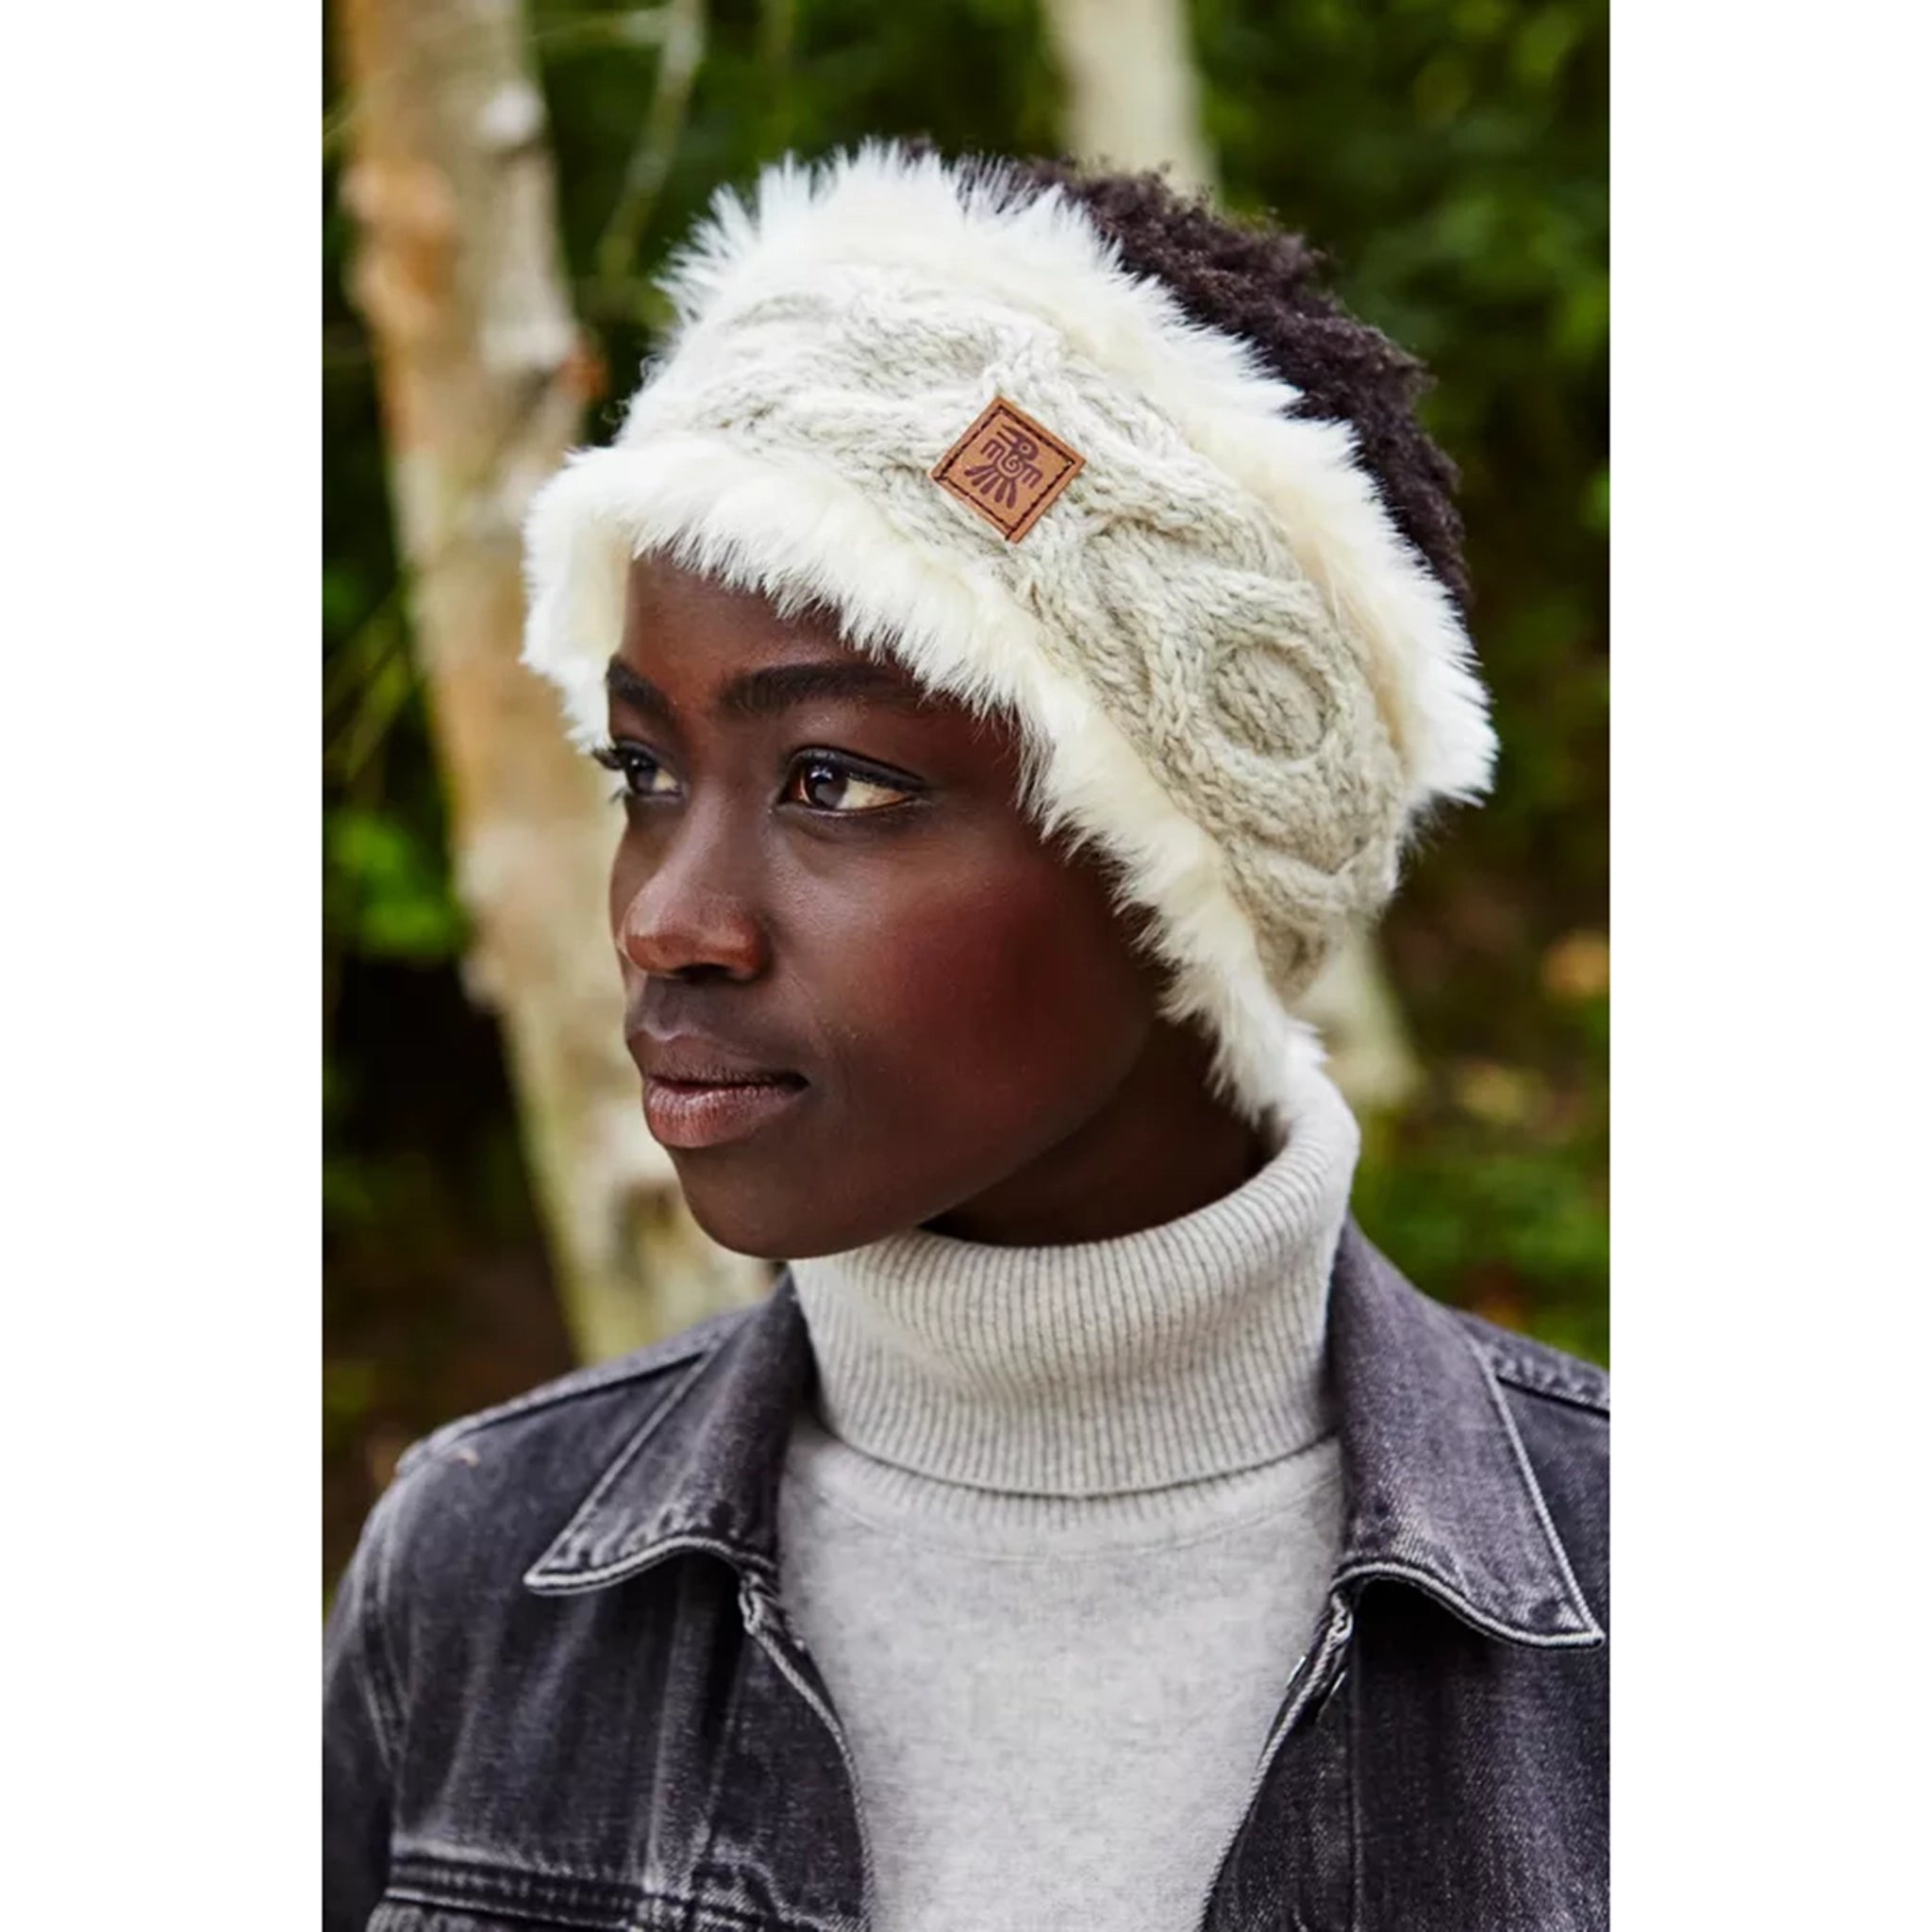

left=324, top=0, right=1607, bottom=1594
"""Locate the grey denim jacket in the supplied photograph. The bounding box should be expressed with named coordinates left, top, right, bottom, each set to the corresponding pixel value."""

left=325, top=1222, right=1608, bottom=1932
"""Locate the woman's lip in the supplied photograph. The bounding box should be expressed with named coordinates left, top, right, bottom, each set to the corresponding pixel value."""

left=642, top=1074, right=807, bottom=1150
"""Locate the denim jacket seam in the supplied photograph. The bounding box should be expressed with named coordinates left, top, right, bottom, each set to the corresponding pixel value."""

left=682, top=1659, right=760, bottom=1929
left=377, top=1878, right=629, bottom=1932
left=389, top=1836, right=640, bottom=1893
left=388, top=1870, right=850, bottom=1932
left=391, top=1844, right=788, bottom=1930
left=1345, top=1641, right=1364, bottom=1932
left=639, top=1890, right=845, bottom=1932
left=1469, top=1333, right=1605, bottom=1641
left=524, top=1348, right=741, bottom=1583
left=525, top=1531, right=776, bottom=1594
left=1331, top=1556, right=1600, bottom=1649
left=358, top=1475, right=408, bottom=1774
left=1490, top=1368, right=1610, bottom=1421
left=1466, top=1328, right=1608, bottom=1416
left=397, top=1324, right=733, bottom=1481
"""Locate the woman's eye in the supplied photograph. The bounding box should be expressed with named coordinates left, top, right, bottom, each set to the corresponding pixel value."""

left=787, top=755, right=916, bottom=814
left=593, top=744, right=679, bottom=800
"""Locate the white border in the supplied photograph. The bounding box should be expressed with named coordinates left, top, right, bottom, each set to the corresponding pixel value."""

left=1614, top=2, right=1930, bottom=1921
left=0, top=2, right=313, bottom=1917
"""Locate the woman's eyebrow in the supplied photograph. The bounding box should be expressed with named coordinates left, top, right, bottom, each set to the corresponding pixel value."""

left=605, top=658, right=675, bottom=726
left=606, top=655, right=932, bottom=725
left=716, top=660, right=932, bottom=722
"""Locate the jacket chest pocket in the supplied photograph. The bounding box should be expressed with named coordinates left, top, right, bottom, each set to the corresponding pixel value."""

left=370, top=1852, right=641, bottom=1932
left=371, top=1902, right=797, bottom=1932
left=370, top=1870, right=802, bottom=1932
left=371, top=1907, right=592, bottom=1932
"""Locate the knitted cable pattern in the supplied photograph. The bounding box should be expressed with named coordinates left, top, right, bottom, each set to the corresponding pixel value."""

left=524, top=147, right=1492, bottom=1125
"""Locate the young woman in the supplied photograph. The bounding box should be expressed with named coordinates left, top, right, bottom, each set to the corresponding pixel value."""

left=325, top=145, right=1607, bottom=1932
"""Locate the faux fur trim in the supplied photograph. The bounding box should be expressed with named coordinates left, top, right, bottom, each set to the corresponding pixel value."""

left=523, top=144, right=1494, bottom=1124
left=524, top=433, right=1327, bottom=1125
left=655, top=145, right=1494, bottom=808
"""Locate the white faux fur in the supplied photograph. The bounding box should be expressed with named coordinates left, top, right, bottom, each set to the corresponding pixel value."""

left=523, top=146, right=1495, bottom=1126
left=526, top=434, right=1321, bottom=1124
left=655, top=147, right=1494, bottom=808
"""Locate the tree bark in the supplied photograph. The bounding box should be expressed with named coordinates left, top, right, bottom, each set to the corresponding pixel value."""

left=335, top=0, right=766, bottom=1362
left=1040, top=0, right=1421, bottom=1114
left=1039, top=0, right=1218, bottom=194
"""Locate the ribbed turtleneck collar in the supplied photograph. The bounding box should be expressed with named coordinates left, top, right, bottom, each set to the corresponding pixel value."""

left=789, top=1067, right=1360, bottom=1497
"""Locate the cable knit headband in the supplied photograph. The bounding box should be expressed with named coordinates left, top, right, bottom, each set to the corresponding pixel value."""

left=523, top=143, right=1496, bottom=1128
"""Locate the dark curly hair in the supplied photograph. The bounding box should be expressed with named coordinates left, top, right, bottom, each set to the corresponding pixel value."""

left=938, top=147, right=1470, bottom=614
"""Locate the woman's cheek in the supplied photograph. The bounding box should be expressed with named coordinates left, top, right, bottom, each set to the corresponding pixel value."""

left=868, top=863, right=1140, bottom=1076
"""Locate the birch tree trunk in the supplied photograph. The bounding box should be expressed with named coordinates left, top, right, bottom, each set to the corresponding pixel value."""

left=336, top=0, right=766, bottom=1361
left=1040, top=0, right=1421, bottom=1112
left=1039, top=0, right=1218, bottom=193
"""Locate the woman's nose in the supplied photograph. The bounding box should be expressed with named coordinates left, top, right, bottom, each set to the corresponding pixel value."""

left=616, top=823, right=771, bottom=983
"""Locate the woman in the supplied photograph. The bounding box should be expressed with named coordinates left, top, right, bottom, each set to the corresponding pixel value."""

left=325, top=145, right=1607, bottom=1932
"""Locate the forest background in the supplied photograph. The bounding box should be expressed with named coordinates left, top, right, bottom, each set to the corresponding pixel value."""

left=324, top=0, right=1607, bottom=1593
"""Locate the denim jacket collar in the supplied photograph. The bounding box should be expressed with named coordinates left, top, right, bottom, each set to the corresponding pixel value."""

left=524, top=1221, right=1602, bottom=1650
left=522, top=1279, right=811, bottom=1596
left=1324, top=1223, right=1603, bottom=1647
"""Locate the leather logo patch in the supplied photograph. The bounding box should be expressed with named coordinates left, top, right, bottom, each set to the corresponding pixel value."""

left=931, top=396, right=1085, bottom=542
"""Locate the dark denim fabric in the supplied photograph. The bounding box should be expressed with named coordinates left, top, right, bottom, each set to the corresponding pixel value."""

left=325, top=1222, right=1607, bottom=1932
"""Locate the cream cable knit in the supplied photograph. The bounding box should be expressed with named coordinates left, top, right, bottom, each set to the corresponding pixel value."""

left=524, top=145, right=1495, bottom=1126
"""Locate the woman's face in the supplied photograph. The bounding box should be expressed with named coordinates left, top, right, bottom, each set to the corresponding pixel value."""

left=606, top=553, right=1257, bottom=1258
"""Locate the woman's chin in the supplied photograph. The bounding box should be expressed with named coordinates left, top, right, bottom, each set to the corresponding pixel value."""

left=671, top=1159, right=874, bottom=1266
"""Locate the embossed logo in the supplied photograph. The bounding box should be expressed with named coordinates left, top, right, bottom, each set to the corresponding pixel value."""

left=931, top=396, right=1085, bottom=542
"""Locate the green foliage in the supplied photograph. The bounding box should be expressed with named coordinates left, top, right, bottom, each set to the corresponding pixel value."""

left=1178, top=2, right=1609, bottom=1358
left=325, top=808, right=468, bottom=961
left=324, top=0, right=1607, bottom=1580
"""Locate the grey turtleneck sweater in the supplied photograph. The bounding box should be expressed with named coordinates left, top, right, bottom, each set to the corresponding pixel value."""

left=777, top=1068, right=1360, bottom=1932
